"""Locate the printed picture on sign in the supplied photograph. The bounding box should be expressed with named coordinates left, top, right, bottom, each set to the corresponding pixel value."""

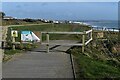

left=21, top=31, right=40, bottom=42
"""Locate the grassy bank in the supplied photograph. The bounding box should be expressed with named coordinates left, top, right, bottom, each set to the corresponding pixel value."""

left=67, top=47, right=120, bottom=79
left=66, top=29, right=120, bottom=79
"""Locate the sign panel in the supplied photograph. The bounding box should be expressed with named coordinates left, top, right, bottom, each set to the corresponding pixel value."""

left=21, top=31, right=40, bottom=42
left=11, top=30, right=18, bottom=37
left=97, top=32, right=104, bottom=38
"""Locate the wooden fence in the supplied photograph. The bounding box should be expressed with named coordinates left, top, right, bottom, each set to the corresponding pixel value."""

left=92, top=27, right=119, bottom=32
left=41, top=29, right=93, bottom=53
left=5, top=29, right=93, bottom=53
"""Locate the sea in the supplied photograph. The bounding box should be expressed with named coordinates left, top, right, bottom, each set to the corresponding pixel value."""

left=80, top=20, right=119, bottom=32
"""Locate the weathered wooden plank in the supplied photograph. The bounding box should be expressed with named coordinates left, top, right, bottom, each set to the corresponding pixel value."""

left=85, top=29, right=92, bottom=34
left=12, top=42, right=33, bottom=44
left=85, top=38, right=92, bottom=45
left=42, top=43, right=83, bottom=46
left=41, top=32, right=84, bottom=34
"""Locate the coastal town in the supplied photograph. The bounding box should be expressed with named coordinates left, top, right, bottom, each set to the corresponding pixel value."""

left=1, top=12, right=90, bottom=26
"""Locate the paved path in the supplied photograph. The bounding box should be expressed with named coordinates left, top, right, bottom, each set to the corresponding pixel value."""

left=3, top=40, right=78, bottom=78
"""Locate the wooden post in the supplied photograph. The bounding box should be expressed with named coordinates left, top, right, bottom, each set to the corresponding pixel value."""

left=82, top=33, right=85, bottom=53
left=90, top=30, right=93, bottom=49
left=12, top=37, right=15, bottom=50
left=46, top=33, right=49, bottom=53
left=91, top=30, right=93, bottom=40
left=40, top=32, right=42, bottom=43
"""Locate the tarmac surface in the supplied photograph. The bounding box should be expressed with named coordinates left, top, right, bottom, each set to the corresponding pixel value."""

left=2, top=40, right=78, bottom=78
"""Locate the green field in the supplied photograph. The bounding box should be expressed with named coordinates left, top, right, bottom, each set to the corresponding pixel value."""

left=7, top=23, right=90, bottom=42
left=10, top=23, right=90, bottom=32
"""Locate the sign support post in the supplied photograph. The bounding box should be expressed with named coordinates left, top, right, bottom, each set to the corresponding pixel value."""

left=11, top=30, right=18, bottom=50
left=12, top=37, right=15, bottom=50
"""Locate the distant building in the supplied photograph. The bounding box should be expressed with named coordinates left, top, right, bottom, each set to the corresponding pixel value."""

left=73, top=21, right=81, bottom=24
left=44, top=20, right=50, bottom=23
left=69, top=21, right=72, bottom=24
left=59, top=21, right=63, bottom=23
left=53, top=20, right=59, bottom=24
left=4, top=16, right=15, bottom=20
left=73, top=21, right=88, bottom=25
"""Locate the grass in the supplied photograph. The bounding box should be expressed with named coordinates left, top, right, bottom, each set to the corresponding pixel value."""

left=4, top=49, right=22, bottom=55
left=4, top=43, right=38, bottom=55
left=10, top=23, right=90, bottom=32
left=7, top=23, right=90, bottom=42
left=67, top=48, right=120, bottom=79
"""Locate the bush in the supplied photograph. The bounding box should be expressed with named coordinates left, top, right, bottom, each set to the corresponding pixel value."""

left=23, top=18, right=36, bottom=22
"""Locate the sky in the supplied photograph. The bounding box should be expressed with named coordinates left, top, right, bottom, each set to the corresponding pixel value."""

left=1, top=0, right=120, bottom=2
left=1, top=2, right=118, bottom=20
